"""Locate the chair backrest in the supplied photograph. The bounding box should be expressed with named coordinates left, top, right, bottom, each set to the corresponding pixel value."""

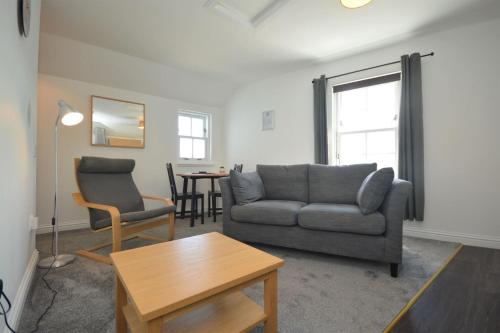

left=166, top=163, right=178, bottom=200
left=234, top=164, right=243, bottom=173
left=75, top=156, right=145, bottom=229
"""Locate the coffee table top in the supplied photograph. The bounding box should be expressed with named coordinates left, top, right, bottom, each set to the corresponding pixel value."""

left=110, top=232, right=284, bottom=321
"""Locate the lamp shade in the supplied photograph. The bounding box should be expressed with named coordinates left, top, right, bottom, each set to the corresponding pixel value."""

left=340, top=0, right=372, bottom=8
left=58, top=100, right=84, bottom=126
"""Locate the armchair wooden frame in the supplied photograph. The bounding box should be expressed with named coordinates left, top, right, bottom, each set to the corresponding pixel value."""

left=72, top=158, right=175, bottom=265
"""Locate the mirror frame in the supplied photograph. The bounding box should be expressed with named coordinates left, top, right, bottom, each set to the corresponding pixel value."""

left=90, top=95, right=146, bottom=149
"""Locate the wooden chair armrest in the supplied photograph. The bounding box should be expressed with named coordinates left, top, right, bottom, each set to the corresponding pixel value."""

left=142, top=194, right=175, bottom=207
left=72, top=192, right=120, bottom=219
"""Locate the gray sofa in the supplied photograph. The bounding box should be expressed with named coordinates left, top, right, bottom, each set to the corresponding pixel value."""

left=219, top=164, right=412, bottom=277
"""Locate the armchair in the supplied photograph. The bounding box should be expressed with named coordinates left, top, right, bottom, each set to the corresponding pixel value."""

left=73, top=156, right=176, bottom=264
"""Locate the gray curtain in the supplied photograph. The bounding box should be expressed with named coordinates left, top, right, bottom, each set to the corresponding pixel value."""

left=399, top=53, right=425, bottom=221
left=313, top=75, right=328, bottom=164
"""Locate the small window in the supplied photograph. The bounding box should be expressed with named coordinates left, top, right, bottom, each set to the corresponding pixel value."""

left=177, top=111, right=211, bottom=162
left=332, top=73, right=400, bottom=173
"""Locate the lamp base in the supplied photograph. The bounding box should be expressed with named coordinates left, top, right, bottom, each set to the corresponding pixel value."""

left=38, top=254, right=75, bottom=268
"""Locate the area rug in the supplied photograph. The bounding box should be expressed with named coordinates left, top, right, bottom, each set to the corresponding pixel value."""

left=19, top=219, right=458, bottom=333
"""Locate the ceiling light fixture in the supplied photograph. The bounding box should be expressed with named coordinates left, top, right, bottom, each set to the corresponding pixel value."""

left=340, top=0, right=372, bottom=9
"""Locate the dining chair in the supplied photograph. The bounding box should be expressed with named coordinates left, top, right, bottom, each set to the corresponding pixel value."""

left=73, top=156, right=176, bottom=265
left=166, top=163, right=205, bottom=224
left=208, top=164, right=243, bottom=222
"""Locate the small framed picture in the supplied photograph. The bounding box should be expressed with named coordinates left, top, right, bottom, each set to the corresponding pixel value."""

left=262, top=110, right=274, bottom=130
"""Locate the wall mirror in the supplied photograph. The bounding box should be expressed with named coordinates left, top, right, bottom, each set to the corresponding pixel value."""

left=91, top=96, right=145, bottom=148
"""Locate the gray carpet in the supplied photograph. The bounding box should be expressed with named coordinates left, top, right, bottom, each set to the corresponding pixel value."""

left=19, top=218, right=458, bottom=333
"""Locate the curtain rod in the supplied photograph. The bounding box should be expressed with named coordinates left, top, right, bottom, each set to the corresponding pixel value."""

left=312, top=52, right=434, bottom=83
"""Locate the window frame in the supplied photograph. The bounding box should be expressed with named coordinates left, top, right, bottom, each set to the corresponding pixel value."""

left=176, top=110, right=212, bottom=165
left=328, top=72, right=401, bottom=170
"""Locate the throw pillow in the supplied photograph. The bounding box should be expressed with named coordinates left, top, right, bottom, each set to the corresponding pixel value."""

left=356, top=168, right=394, bottom=214
left=230, top=170, right=266, bottom=205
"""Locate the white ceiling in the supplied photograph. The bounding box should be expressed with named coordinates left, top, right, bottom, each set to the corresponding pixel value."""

left=41, top=0, right=500, bottom=85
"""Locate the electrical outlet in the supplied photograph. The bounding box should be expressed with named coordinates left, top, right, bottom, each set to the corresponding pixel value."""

left=29, top=214, right=38, bottom=230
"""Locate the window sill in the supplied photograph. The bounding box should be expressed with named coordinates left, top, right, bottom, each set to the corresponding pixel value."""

left=176, top=160, right=215, bottom=167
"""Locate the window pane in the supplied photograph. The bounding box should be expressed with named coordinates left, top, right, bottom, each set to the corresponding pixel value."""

left=337, top=89, right=367, bottom=132
left=366, top=154, right=397, bottom=172
left=191, top=117, right=205, bottom=138
left=339, top=133, right=365, bottom=165
left=366, top=81, right=399, bottom=129
left=192, top=139, right=206, bottom=159
left=179, top=138, right=192, bottom=158
left=337, top=80, right=399, bottom=133
left=178, top=116, right=191, bottom=136
left=366, top=130, right=396, bottom=155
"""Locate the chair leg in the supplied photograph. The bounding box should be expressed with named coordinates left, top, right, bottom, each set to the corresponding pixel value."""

left=201, top=197, right=205, bottom=224
left=112, top=224, right=122, bottom=252
left=208, top=193, right=211, bottom=217
left=168, top=212, right=175, bottom=241
left=192, top=198, right=196, bottom=219
left=212, top=194, right=217, bottom=222
left=181, top=198, right=186, bottom=219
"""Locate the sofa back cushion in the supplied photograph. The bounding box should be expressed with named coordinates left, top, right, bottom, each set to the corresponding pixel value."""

left=357, top=167, right=395, bottom=214
left=309, top=163, right=377, bottom=204
left=257, top=164, right=309, bottom=202
left=230, top=170, right=266, bottom=205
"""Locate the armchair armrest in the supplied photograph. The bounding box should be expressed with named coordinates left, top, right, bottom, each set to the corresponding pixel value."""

left=218, top=177, right=234, bottom=223
left=72, top=192, right=120, bottom=218
left=142, top=194, right=175, bottom=208
left=380, top=179, right=412, bottom=263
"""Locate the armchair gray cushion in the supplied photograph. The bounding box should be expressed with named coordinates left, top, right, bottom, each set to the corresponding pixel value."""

left=257, top=164, right=309, bottom=202
left=231, top=200, right=306, bottom=226
left=357, top=168, right=395, bottom=214
left=298, top=203, right=385, bottom=235
left=78, top=156, right=135, bottom=173
left=94, top=205, right=176, bottom=230
left=77, top=156, right=145, bottom=230
left=309, top=163, right=377, bottom=204
left=230, top=170, right=265, bottom=205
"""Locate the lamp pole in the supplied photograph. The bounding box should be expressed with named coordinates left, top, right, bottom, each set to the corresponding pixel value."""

left=38, top=105, right=78, bottom=268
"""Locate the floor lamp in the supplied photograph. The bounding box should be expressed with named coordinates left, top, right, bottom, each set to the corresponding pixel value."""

left=38, top=100, right=84, bottom=268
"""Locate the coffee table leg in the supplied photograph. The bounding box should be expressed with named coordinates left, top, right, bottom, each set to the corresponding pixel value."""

left=146, top=317, right=163, bottom=333
left=264, top=270, right=278, bottom=333
left=116, top=277, right=127, bottom=333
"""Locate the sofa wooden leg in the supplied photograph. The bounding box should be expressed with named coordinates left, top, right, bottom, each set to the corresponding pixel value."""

left=390, top=263, right=399, bottom=278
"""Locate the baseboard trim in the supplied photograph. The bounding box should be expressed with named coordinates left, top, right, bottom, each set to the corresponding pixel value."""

left=404, top=226, right=500, bottom=249
left=36, top=219, right=88, bottom=234
left=3, top=250, right=39, bottom=333
left=37, top=211, right=214, bottom=234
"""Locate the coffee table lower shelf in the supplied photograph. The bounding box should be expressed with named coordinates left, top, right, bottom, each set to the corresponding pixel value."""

left=123, top=291, right=266, bottom=333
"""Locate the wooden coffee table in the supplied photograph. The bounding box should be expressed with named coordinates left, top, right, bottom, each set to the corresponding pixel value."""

left=110, top=232, right=284, bottom=333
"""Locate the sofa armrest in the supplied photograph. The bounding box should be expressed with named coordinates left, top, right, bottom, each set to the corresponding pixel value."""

left=380, top=179, right=412, bottom=263
left=218, top=177, right=234, bottom=222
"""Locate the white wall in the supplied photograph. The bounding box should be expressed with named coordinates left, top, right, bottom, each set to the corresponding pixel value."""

left=39, top=33, right=237, bottom=107
left=225, top=18, right=500, bottom=248
left=37, top=74, right=226, bottom=232
left=0, top=0, right=41, bottom=331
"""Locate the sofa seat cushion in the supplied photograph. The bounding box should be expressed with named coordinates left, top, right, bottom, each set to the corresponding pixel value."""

left=298, top=203, right=385, bottom=235
left=231, top=200, right=306, bottom=226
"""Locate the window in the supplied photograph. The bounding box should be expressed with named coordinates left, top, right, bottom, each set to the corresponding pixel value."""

left=332, top=73, right=400, bottom=172
left=177, top=111, right=211, bottom=162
